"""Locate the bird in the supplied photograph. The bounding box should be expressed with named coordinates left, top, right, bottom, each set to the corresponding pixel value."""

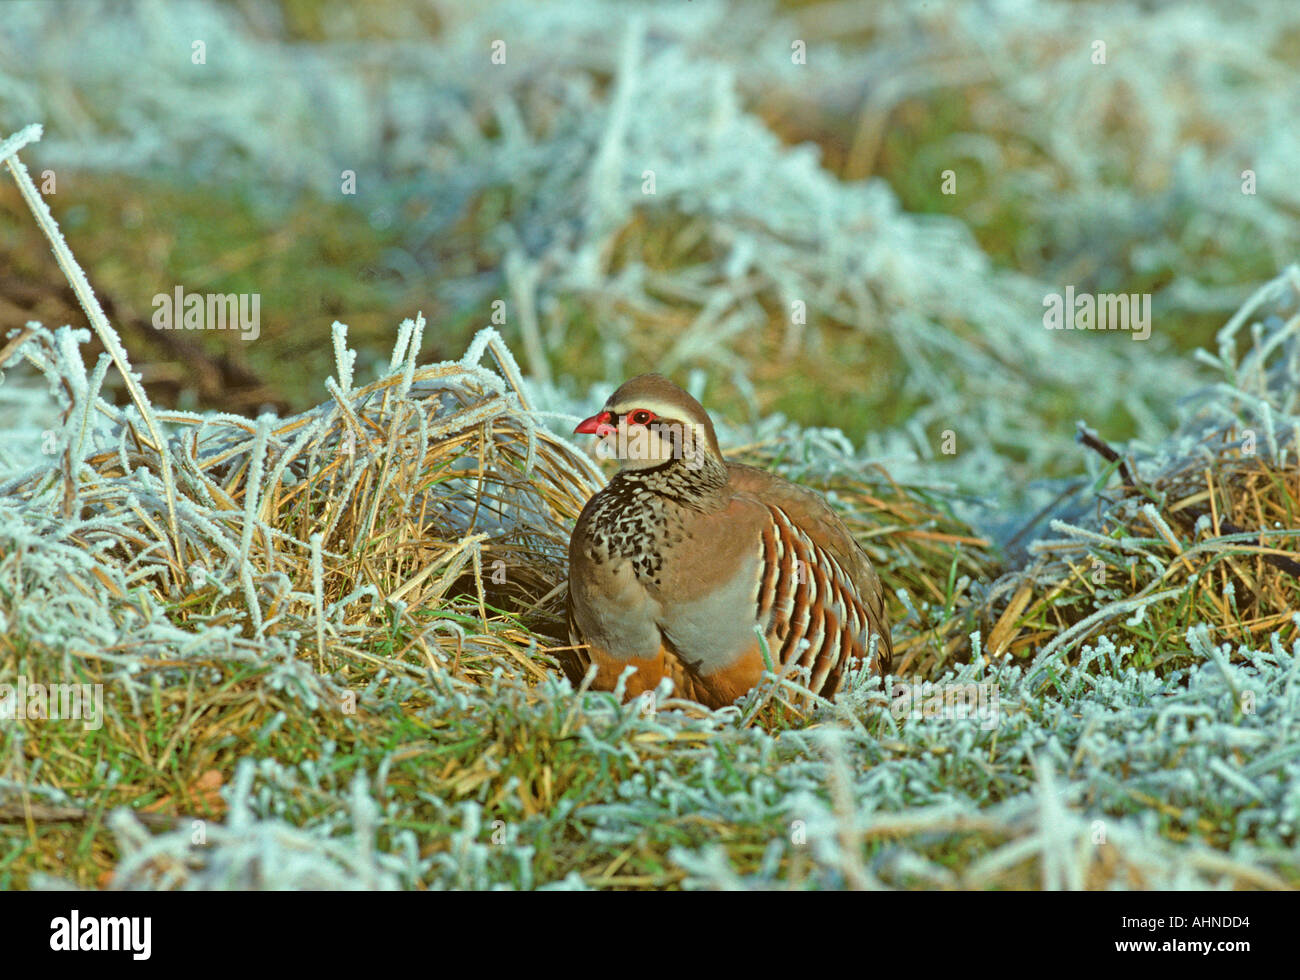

left=566, top=373, right=892, bottom=709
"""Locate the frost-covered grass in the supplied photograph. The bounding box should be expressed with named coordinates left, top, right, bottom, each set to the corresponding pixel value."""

left=2, top=222, right=1297, bottom=888
left=2, top=0, right=1299, bottom=890
left=11, top=0, right=1299, bottom=480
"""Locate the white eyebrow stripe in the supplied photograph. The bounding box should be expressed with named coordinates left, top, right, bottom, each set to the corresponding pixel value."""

left=607, top=398, right=698, bottom=421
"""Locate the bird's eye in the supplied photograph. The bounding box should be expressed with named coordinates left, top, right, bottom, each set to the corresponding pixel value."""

left=630, top=410, right=654, bottom=425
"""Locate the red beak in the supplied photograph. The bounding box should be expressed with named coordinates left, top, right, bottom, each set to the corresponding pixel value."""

left=574, top=413, right=605, bottom=435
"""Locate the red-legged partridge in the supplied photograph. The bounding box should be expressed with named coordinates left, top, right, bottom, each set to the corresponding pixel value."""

left=567, top=374, right=892, bottom=709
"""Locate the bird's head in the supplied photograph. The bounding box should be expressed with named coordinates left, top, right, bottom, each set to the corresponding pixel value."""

left=573, top=374, right=723, bottom=471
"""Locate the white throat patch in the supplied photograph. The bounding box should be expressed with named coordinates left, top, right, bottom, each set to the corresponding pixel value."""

left=597, top=417, right=710, bottom=470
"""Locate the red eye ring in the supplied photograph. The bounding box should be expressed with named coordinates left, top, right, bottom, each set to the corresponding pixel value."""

left=630, top=409, right=655, bottom=425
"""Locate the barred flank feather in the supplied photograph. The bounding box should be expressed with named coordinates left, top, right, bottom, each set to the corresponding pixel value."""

left=761, top=506, right=886, bottom=699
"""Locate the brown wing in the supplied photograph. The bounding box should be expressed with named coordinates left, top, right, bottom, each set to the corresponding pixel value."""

left=727, top=463, right=893, bottom=681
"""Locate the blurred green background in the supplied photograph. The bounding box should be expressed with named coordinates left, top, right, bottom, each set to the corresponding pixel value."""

left=3, top=0, right=1297, bottom=476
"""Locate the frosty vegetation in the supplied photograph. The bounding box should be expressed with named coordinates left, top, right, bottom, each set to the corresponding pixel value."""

left=1, top=0, right=1297, bottom=889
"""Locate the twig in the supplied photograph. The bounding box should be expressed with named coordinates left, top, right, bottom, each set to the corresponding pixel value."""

left=1074, top=423, right=1139, bottom=489
left=1076, top=422, right=1300, bottom=579
left=0, top=802, right=187, bottom=830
